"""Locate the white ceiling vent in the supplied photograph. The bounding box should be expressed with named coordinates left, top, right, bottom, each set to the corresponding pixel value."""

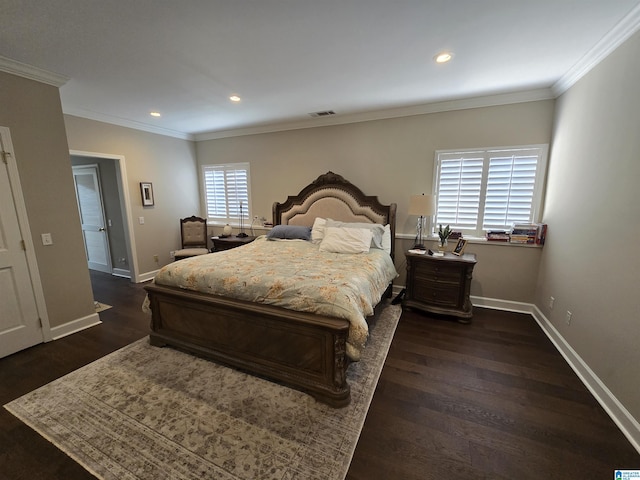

left=309, top=110, right=336, bottom=117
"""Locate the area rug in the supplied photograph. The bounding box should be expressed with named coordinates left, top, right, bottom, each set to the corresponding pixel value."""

left=5, top=302, right=401, bottom=480
left=94, top=301, right=112, bottom=313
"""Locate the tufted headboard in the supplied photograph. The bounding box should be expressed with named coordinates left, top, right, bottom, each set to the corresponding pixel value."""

left=272, top=171, right=397, bottom=259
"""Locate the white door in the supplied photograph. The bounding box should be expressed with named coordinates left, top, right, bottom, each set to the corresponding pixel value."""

left=72, top=166, right=112, bottom=273
left=0, top=128, right=44, bottom=358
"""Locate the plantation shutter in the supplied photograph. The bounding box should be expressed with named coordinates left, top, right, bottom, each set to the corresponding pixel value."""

left=203, top=163, right=250, bottom=223
left=434, top=145, right=547, bottom=237
left=482, top=149, right=539, bottom=230
left=435, top=153, right=483, bottom=230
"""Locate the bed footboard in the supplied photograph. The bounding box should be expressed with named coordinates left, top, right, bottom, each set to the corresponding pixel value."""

left=144, top=283, right=352, bottom=407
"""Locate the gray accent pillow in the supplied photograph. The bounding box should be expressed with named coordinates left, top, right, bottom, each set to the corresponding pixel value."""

left=266, top=225, right=312, bottom=240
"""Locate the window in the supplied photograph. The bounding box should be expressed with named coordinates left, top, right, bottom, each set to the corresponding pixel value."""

left=433, top=145, right=548, bottom=237
left=202, top=163, right=251, bottom=225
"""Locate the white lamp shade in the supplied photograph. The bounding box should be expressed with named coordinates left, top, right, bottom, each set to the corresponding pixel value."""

left=408, top=194, right=435, bottom=216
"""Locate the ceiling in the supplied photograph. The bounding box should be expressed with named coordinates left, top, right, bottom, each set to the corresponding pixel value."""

left=2, top=1, right=640, bottom=140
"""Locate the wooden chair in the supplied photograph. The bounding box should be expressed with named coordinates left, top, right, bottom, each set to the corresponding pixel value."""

left=174, top=216, right=210, bottom=261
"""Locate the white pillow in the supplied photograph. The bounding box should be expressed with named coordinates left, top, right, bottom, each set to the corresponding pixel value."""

left=319, top=227, right=372, bottom=254
left=381, top=224, right=391, bottom=254
left=311, top=217, right=327, bottom=243
left=325, top=219, right=385, bottom=249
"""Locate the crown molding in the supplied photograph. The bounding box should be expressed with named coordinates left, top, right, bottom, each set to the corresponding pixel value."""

left=0, top=55, right=69, bottom=87
left=195, top=88, right=555, bottom=141
left=552, top=3, right=640, bottom=95
left=63, top=107, right=195, bottom=141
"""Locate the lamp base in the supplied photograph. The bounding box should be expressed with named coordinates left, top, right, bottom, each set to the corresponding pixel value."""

left=412, top=243, right=426, bottom=250
left=236, top=232, right=248, bottom=238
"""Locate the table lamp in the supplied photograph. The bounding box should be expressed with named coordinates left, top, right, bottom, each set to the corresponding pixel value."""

left=408, top=193, right=435, bottom=250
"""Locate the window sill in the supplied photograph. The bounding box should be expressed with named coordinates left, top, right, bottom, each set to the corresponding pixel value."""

left=398, top=233, right=543, bottom=248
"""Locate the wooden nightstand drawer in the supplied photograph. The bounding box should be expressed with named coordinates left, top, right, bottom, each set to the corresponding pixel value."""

left=413, top=263, right=463, bottom=284
left=412, top=279, right=460, bottom=307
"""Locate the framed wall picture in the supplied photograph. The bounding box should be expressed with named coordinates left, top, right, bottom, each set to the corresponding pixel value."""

left=452, top=238, right=467, bottom=256
left=140, top=182, right=154, bottom=206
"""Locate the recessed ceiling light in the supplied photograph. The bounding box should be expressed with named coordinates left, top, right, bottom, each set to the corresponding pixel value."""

left=434, top=52, right=453, bottom=63
left=229, top=95, right=241, bottom=102
left=150, top=111, right=161, bottom=117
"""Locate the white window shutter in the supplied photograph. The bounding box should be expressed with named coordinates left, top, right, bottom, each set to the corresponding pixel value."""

left=482, top=151, right=538, bottom=230
left=203, top=163, right=251, bottom=223
left=434, top=145, right=547, bottom=237
left=436, top=154, right=483, bottom=230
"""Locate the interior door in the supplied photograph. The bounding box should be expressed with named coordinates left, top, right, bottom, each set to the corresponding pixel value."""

left=0, top=128, right=43, bottom=358
left=72, top=165, right=112, bottom=273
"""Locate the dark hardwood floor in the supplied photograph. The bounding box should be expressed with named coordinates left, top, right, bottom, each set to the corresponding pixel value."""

left=1, top=271, right=638, bottom=479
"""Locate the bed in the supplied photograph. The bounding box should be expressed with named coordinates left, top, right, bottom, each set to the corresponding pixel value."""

left=144, top=171, right=397, bottom=407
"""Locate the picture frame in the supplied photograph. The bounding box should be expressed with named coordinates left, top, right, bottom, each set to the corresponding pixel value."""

left=140, top=182, right=154, bottom=206
left=452, top=238, right=467, bottom=256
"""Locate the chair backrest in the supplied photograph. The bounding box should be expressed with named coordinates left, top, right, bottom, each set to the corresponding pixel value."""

left=180, top=216, right=208, bottom=248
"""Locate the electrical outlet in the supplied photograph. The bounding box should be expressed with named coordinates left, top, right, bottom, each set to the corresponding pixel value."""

left=549, top=296, right=555, bottom=309
left=153, top=254, right=159, bottom=263
left=170, top=251, right=175, bottom=258
left=566, top=311, right=572, bottom=325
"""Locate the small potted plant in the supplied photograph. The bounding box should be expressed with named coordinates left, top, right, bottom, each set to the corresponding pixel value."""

left=438, top=224, right=451, bottom=251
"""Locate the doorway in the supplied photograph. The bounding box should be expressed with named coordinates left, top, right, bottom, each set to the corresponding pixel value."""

left=70, top=151, right=139, bottom=282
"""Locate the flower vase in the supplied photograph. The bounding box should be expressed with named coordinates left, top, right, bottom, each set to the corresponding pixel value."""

left=438, top=239, right=448, bottom=252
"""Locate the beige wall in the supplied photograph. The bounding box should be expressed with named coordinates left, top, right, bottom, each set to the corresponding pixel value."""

left=537, top=30, right=640, bottom=421
left=197, top=100, right=555, bottom=302
left=0, top=72, right=95, bottom=328
left=64, top=116, right=198, bottom=277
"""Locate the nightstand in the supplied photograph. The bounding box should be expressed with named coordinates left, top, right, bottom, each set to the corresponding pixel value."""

left=403, top=251, right=477, bottom=322
left=211, top=235, right=256, bottom=252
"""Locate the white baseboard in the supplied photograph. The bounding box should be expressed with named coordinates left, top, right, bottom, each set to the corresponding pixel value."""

left=112, top=268, right=131, bottom=278
left=136, top=269, right=159, bottom=283
left=50, top=312, right=101, bottom=340
left=530, top=305, right=640, bottom=454
left=396, top=287, right=640, bottom=454
left=470, top=295, right=535, bottom=314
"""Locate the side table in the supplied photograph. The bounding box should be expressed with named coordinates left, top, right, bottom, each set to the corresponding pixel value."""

left=211, top=235, right=256, bottom=252
left=403, top=250, right=477, bottom=322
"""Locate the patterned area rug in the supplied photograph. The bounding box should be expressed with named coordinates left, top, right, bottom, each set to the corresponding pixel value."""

left=94, top=301, right=112, bottom=313
left=5, top=302, right=401, bottom=480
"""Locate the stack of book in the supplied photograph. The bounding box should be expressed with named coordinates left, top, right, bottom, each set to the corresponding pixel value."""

left=510, top=223, right=547, bottom=245
left=486, top=230, right=510, bottom=242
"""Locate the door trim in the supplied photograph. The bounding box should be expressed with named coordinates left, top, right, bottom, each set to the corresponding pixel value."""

left=69, top=150, right=140, bottom=282
left=1, top=126, right=52, bottom=341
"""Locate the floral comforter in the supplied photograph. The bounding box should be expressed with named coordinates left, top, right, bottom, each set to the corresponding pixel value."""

left=151, top=236, right=398, bottom=360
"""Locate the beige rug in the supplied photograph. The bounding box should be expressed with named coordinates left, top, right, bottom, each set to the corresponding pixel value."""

left=5, top=302, right=401, bottom=480
left=94, top=301, right=112, bottom=313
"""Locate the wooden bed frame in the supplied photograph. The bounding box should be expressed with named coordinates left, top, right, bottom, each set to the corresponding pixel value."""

left=144, top=172, right=396, bottom=407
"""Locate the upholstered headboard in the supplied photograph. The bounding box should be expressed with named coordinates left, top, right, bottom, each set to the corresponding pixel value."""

left=272, top=172, right=397, bottom=258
